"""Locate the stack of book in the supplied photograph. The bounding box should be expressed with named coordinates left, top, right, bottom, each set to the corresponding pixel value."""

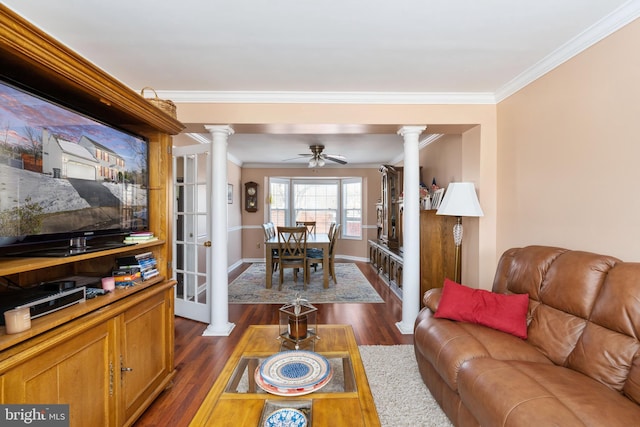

left=123, top=231, right=158, bottom=244
left=113, top=252, right=159, bottom=287
left=112, top=264, right=141, bottom=288
left=136, top=252, right=159, bottom=281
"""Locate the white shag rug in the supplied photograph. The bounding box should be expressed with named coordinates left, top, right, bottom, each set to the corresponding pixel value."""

left=359, top=345, right=453, bottom=427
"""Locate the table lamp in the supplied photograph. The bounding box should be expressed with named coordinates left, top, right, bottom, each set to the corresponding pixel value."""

left=436, top=182, right=484, bottom=283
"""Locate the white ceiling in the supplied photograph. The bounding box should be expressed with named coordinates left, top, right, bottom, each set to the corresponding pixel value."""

left=4, top=1, right=638, bottom=167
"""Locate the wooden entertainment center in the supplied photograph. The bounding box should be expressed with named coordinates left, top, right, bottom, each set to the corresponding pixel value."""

left=0, top=6, right=183, bottom=426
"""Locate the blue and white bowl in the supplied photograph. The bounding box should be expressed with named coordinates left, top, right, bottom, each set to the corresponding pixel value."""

left=264, top=408, right=307, bottom=427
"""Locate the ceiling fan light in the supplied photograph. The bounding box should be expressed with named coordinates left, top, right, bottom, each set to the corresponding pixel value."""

left=317, top=157, right=325, bottom=167
left=308, top=158, right=317, bottom=168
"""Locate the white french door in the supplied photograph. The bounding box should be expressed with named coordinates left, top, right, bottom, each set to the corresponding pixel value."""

left=172, top=143, right=211, bottom=322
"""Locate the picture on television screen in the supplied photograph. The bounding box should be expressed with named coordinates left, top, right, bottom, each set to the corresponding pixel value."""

left=0, top=79, right=149, bottom=249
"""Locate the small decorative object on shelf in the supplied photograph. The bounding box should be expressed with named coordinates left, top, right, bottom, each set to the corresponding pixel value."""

left=278, top=294, right=318, bottom=350
left=123, top=231, right=158, bottom=244
left=4, top=306, right=31, bottom=334
left=420, top=185, right=430, bottom=210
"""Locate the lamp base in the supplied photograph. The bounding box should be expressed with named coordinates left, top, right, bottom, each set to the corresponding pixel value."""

left=453, top=217, right=462, bottom=283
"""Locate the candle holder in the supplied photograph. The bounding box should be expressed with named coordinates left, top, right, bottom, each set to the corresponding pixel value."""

left=278, top=295, right=318, bottom=350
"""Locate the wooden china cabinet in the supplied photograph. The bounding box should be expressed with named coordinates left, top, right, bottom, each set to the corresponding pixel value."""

left=370, top=165, right=456, bottom=305
left=378, top=165, right=403, bottom=249
left=0, top=6, right=183, bottom=427
left=370, top=165, right=404, bottom=297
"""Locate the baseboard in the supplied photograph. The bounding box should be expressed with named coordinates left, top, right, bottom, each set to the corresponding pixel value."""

left=240, top=255, right=369, bottom=266
left=336, top=254, right=369, bottom=263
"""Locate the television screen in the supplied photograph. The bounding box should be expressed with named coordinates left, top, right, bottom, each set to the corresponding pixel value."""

left=0, top=79, right=149, bottom=255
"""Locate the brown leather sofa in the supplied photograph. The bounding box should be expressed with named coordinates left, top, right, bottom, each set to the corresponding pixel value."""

left=414, top=245, right=640, bottom=426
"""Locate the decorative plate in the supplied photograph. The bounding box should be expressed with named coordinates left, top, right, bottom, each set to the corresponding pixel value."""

left=255, top=368, right=332, bottom=396
left=257, top=350, right=332, bottom=395
left=264, top=408, right=307, bottom=427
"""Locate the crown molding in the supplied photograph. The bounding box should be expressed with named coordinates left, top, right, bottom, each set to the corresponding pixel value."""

left=386, top=134, right=443, bottom=165
left=154, top=90, right=495, bottom=105
left=184, top=132, right=210, bottom=144
left=183, top=132, right=242, bottom=166
left=419, top=134, right=444, bottom=149
left=153, top=1, right=640, bottom=107
left=495, top=0, right=640, bottom=102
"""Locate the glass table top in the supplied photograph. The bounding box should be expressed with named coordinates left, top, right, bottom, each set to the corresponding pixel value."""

left=225, top=353, right=356, bottom=395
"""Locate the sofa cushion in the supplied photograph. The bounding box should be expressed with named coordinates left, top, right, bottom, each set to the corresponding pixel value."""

left=414, top=309, right=552, bottom=392
left=458, top=358, right=640, bottom=426
left=434, top=278, right=529, bottom=339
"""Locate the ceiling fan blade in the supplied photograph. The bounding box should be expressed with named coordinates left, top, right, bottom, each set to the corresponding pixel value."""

left=282, top=155, right=310, bottom=161
left=283, top=146, right=347, bottom=165
left=323, top=155, right=348, bottom=165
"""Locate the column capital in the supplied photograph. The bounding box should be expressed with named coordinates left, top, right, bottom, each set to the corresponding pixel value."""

left=397, top=125, right=426, bottom=138
left=204, top=125, right=235, bottom=137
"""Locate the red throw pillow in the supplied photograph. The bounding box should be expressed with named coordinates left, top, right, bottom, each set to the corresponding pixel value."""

left=434, top=278, right=529, bottom=339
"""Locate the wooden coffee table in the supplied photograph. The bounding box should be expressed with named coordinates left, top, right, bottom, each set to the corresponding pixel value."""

left=190, top=324, right=380, bottom=426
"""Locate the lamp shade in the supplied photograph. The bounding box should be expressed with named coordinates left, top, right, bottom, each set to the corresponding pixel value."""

left=436, top=182, right=484, bottom=217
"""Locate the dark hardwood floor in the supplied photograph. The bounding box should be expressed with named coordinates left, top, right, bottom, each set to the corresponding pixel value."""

left=134, top=261, right=413, bottom=427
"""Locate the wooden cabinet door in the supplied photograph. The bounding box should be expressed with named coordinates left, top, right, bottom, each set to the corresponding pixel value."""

left=119, top=289, right=173, bottom=424
left=420, top=210, right=457, bottom=305
left=2, top=321, right=117, bottom=427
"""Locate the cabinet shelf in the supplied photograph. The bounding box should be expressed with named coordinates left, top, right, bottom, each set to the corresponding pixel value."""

left=0, top=276, right=173, bottom=354
left=0, top=240, right=165, bottom=277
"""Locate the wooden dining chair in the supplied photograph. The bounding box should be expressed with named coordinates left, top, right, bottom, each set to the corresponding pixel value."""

left=295, top=221, right=316, bottom=235
left=307, top=222, right=334, bottom=272
left=262, top=222, right=278, bottom=272
left=306, top=223, right=341, bottom=284
left=328, top=222, right=336, bottom=240
left=276, top=226, right=309, bottom=290
left=296, top=221, right=318, bottom=269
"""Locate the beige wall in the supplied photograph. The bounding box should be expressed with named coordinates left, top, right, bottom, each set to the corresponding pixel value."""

left=496, top=18, right=640, bottom=262
left=227, top=159, right=243, bottom=266
left=176, top=104, right=498, bottom=286
left=240, top=166, right=381, bottom=262
left=419, top=134, right=463, bottom=187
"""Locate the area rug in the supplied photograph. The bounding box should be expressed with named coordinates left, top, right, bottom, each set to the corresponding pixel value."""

left=359, top=345, right=453, bottom=427
left=228, top=263, right=383, bottom=304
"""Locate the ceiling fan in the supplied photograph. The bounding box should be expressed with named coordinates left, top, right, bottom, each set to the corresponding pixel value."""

left=285, top=145, right=348, bottom=167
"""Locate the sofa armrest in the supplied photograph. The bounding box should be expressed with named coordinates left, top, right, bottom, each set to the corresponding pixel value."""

left=423, top=287, right=443, bottom=312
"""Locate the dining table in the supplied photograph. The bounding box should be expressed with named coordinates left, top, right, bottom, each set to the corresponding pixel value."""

left=265, top=233, right=331, bottom=289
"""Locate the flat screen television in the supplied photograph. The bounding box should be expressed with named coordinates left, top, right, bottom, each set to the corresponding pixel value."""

left=0, top=78, right=149, bottom=257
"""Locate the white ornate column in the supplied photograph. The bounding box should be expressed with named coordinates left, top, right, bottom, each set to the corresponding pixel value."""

left=203, top=125, right=235, bottom=336
left=396, top=125, right=426, bottom=334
